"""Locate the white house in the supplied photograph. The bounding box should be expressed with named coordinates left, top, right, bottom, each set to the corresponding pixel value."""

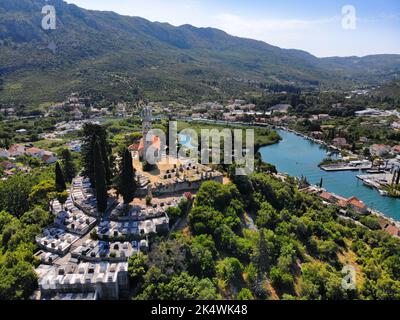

left=370, top=144, right=391, bottom=157
left=0, top=148, right=9, bottom=158
left=42, top=151, right=57, bottom=164
left=66, top=140, right=82, bottom=152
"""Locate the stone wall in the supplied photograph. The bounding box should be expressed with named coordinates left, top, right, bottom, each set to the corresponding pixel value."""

left=136, top=175, right=224, bottom=197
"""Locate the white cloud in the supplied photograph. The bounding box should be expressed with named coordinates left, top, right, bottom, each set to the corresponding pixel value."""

left=206, top=13, right=341, bottom=56
left=213, top=13, right=339, bottom=32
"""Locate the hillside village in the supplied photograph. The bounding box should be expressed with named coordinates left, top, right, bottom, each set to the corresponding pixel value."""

left=0, top=144, right=57, bottom=178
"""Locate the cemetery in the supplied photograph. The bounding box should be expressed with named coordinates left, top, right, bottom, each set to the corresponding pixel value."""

left=37, top=261, right=129, bottom=300
left=71, top=239, right=139, bottom=262
left=36, top=227, right=80, bottom=255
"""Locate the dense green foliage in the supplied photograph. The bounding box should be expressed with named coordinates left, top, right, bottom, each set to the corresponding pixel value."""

left=116, top=148, right=137, bottom=204
left=93, top=141, right=108, bottom=214
left=60, top=149, right=76, bottom=183
left=0, top=168, right=54, bottom=216
left=81, top=123, right=112, bottom=188
left=54, top=162, right=66, bottom=192
left=129, top=171, right=400, bottom=300
left=0, top=166, right=54, bottom=299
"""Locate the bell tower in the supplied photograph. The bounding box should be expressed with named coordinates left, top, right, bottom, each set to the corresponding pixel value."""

left=142, top=106, right=152, bottom=136
left=141, top=106, right=153, bottom=161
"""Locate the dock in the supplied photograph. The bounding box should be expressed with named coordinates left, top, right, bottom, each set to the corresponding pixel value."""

left=356, top=172, right=393, bottom=190
left=321, top=161, right=372, bottom=172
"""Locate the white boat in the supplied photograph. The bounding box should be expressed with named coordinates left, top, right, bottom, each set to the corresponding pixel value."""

left=379, top=189, right=389, bottom=196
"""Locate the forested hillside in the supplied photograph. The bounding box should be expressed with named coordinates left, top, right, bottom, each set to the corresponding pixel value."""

left=128, top=173, right=400, bottom=300
left=1, top=0, right=400, bottom=105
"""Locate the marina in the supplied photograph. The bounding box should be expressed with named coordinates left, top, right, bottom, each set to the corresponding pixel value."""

left=320, top=160, right=372, bottom=172
left=259, top=129, right=400, bottom=222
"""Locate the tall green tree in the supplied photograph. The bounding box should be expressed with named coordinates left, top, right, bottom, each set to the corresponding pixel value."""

left=93, top=142, right=108, bottom=214
left=253, top=229, right=269, bottom=298
left=55, top=162, right=66, bottom=192
left=81, top=123, right=112, bottom=187
left=60, top=149, right=76, bottom=183
left=117, top=148, right=137, bottom=204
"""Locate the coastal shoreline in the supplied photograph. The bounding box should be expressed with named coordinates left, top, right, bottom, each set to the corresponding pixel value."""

left=267, top=126, right=400, bottom=227
left=186, top=118, right=399, bottom=226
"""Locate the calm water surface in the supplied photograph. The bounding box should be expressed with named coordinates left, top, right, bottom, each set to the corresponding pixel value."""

left=259, top=129, right=400, bottom=221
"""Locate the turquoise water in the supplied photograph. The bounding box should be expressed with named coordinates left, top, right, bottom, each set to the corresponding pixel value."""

left=178, top=134, right=192, bottom=146
left=259, top=129, right=400, bottom=221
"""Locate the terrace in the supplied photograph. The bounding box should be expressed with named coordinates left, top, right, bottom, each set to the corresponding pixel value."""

left=132, top=156, right=223, bottom=196
left=109, top=198, right=179, bottom=221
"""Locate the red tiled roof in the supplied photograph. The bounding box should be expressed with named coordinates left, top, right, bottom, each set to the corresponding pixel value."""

left=9, top=144, right=24, bottom=152
left=319, top=192, right=333, bottom=201
left=348, top=196, right=367, bottom=209
left=371, top=144, right=390, bottom=150
left=338, top=199, right=348, bottom=208
left=42, top=154, right=55, bottom=161
left=138, top=135, right=161, bottom=151
left=392, top=146, right=400, bottom=153
left=385, top=225, right=400, bottom=237
left=26, top=147, right=42, bottom=154
left=0, top=161, right=15, bottom=169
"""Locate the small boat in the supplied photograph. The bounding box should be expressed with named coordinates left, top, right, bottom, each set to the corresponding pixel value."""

left=367, top=169, right=384, bottom=174
left=379, top=189, right=389, bottom=196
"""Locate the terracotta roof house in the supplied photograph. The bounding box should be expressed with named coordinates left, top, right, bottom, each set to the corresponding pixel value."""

left=336, top=196, right=368, bottom=214
left=3, top=169, right=15, bottom=176
left=338, top=199, right=348, bottom=208
left=26, top=147, right=45, bottom=158
left=319, top=192, right=334, bottom=202
left=8, top=144, right=26, bottom=157
left=385, top=225, right=400, bottom=237
left=0, top=161, right=16, bottom=170
left=41, top=151, right=57, bottom=164
left=391, top=145, right=400, bottom=155
left=347, top=196, right=368, bottom=214
left=138, top=135, right=161, bottom=159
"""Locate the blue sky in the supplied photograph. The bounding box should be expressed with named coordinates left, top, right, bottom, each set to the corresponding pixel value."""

left=64, top=0, right=400, bottom=57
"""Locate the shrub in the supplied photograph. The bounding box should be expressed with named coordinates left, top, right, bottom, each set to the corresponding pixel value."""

left=237, top=288, right=254, bottom=300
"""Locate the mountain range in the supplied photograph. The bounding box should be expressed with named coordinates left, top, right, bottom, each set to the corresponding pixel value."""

left=1, top=0, right=400, bottom=106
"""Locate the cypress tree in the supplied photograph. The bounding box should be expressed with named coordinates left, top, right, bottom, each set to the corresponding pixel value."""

left=81, top=123, right=111, bottom=187
left=93, top=141, right=108, bottom=214
left=61, top=149, right=76, bottom=183
left=117, top=148, right=137, bottom=204
left=55, top=161, right=66, bottom=192
left=254, top=229, right=268, bottom=298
